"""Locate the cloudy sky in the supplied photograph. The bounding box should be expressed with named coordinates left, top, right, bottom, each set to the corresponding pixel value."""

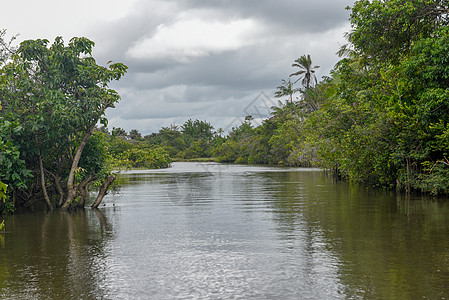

left=1, top=0, right=355, bottom=135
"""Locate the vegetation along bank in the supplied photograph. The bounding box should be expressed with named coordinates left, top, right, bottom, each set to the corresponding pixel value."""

left=1, top=0, right=449, bottom=214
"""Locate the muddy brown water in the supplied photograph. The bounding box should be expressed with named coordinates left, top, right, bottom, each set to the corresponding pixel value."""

left=1, top=162, right=448, bottom=299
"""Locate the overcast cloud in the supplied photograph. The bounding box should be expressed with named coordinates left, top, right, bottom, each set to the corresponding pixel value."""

left=1, top=0, right=355, bottom=135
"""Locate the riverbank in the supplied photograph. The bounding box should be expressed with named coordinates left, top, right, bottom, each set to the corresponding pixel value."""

left=171, top=157, right=219, bottom=163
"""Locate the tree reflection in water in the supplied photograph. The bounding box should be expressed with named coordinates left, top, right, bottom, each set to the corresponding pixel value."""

left=0, top=208, right=115, bottom=299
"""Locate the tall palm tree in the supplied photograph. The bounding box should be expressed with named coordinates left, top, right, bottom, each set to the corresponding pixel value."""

left=290, top=54, right=320, bottom=90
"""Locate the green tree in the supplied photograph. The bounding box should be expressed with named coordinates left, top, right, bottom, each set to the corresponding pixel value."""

left=0, top=29, right=17, bottom=67
left=111, top=127, right=127, bottom=138
left=274, top=79, right=297, bottom=103
left=0, top=36, right=127, bottom=210
left=0, top=180, right=6, bottom=203
left=129, top=129, right=142, bottom=140
left=214, top=117, right=256, bottom=163
left=179, top=119, right=215, bottom=158
left=0, top=122, right=32, bottom=213
left=348, top=0, right=449, bottom=66
left=145, top=126, right=186, bottom=157
left=181, top=119, right=214, bottom=142
left=109, top=147, right=171, bottom=169
left=290, top=54, right=320, bottom=90
left=294, top=0, right=449, bottom=193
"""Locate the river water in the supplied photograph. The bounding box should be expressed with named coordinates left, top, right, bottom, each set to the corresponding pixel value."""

left=1, top=162, right=449, bottom=299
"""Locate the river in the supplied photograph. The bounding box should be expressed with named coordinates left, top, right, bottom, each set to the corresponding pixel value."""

left=1, top=162, right=449, bottom=299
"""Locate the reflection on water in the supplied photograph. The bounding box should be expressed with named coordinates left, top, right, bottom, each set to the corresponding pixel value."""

left=0, top=209, right=114, bottom=299
left=1, top=162, right=449, bottom=299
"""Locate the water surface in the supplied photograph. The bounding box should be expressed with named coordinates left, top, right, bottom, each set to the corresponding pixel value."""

left=1, top=162, right=449, bottom=299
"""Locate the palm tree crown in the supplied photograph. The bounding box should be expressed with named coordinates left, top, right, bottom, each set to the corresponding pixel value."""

left=290, top=54, right=320, bottom=90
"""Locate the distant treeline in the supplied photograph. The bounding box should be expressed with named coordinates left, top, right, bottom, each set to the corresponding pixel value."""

left=115, top=0, right=449, bottom=196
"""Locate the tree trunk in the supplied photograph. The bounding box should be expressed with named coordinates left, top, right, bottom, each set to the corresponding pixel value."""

left=39, top=155, right=53, bottom=211
left=92, top=175, right=115, bottom=208
left=54, top=175, right=65, bottom=207
left=47, top=170, right=65, bottom=207
left=62, top=125, right=95, bottom=210
left=77, top=174, right=96, bottom=207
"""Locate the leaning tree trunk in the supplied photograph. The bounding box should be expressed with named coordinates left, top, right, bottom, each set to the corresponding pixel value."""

left=92, top=175, right=115, bottom=208
left=39, top=155, right=53, bottom=211
left=77, top=174, right=96, bottom=208
left=62, top=125, right=95, bottom=210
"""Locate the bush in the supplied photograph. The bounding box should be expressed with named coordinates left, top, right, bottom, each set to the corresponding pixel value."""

left=109, top=147, right=172, bottom=169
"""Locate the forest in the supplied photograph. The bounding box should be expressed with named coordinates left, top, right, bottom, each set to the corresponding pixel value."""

left=1, top=0, right=449, bottom=214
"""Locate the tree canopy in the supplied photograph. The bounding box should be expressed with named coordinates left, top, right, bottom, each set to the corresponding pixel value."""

left=0, top=36, right=127, bottom=212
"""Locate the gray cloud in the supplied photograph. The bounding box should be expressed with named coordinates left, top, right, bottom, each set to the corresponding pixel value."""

left=2, top=0, right=355, bottom=134
left=172, top=0, right=351, bottom=31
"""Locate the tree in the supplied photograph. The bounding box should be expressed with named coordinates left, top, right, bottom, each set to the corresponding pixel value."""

left=129, top=129, right=142, bottom=140
left=0, top=121, right=32, bottom=213
left=290, top=54, right=320, bottom=90
left=274, top=79, right=297, bottom=103
left=144, top=126, right=186, bottom=157
left=292, top=0, right=449, bottom=193
left=0, top=180, right=6, bottom=204
left=181, top=119, right=214, bottom=141
left=0, top=29, right=17, bottom=67
left=111, top=127, right=127, bottom=138
left=348, top=0, right=449, bottom=66
left=0, top=36, right=127, bottom=210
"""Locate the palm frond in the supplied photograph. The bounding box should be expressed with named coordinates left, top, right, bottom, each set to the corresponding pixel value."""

left=290, top=54, right=320, bottom=89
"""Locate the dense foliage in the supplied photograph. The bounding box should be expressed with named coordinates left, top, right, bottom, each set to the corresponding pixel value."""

left=229, top=0, right=449, bottom=195
left=107, top=142, right=172, bottom=170
left=139, top=0, right=449, bottom=196
left=0, top=35, right=128, bottom=212
left=141, top=119, right=224, bottom=159
left=1, top=0, right=449, bottom=215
